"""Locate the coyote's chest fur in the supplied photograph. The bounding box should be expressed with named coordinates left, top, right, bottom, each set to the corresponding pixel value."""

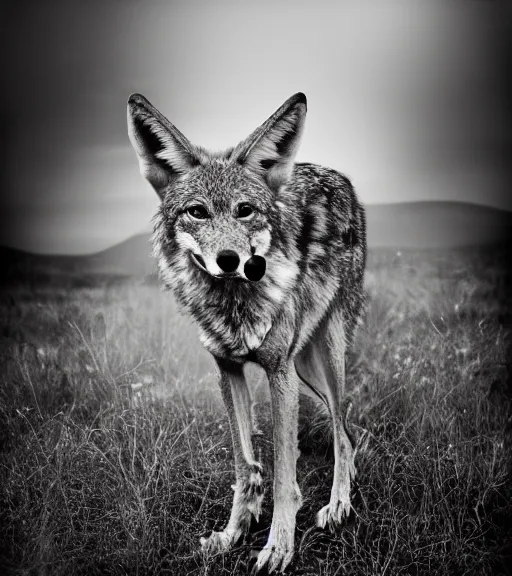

left=198, top=313, right=272, bottom=357
left=156, top=249, right=299, bottom=358
left=196, top=279, right=276, bottom=358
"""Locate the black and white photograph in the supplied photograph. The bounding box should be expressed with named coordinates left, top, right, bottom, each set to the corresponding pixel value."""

left=1, top=1, right=511, bottom=574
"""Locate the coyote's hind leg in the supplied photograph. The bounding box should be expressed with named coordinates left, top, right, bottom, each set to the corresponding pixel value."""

left=303, top=313, right=356, bottom=530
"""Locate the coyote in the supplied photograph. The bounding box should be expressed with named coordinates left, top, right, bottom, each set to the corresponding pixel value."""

left=127, top=92, right=366, bottom=572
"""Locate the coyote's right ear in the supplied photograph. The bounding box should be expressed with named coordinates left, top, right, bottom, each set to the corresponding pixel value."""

left=233, top=92, right=307, bottom=192
left=127, top=94, right=200, bottom=199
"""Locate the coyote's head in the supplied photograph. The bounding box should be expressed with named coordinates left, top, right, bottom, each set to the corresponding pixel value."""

left=127, top=93, right=306, bottom=282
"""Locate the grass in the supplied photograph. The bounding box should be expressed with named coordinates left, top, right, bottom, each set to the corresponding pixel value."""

left=0, top=245, right=511, bottom=575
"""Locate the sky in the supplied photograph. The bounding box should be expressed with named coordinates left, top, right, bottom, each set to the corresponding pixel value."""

left=1, top=0, right=511, bottom=254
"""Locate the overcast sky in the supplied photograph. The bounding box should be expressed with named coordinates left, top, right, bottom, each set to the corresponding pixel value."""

left=1, top=0, right=511, bottom=254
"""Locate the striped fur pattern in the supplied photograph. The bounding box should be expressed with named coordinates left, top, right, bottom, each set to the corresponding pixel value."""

left=127, top=92, right=366, bottom=573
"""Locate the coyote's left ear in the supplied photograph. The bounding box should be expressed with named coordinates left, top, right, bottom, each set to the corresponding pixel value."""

left=127, top=93, right=200, bottom=199
left=233, top=92, right=307, bottom=192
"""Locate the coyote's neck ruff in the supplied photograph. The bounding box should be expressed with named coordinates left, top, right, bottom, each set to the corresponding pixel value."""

left=128, top=92, right=366, bottom=573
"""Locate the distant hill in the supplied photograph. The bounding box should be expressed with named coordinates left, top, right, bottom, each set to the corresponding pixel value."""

left=1, top=201, right=510, bottom=282
left=82, top=234, right=155, bottom=276
left=0, top=235, right=156, bottom=287
left=366, top=201, right=511, bottom=249
left=0, top=236, right=155, bottom=285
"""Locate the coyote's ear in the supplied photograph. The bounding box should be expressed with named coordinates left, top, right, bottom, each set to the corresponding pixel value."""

left=233, top=92, right=307, bottom=191
left=127, top=94, right=200, bottom=199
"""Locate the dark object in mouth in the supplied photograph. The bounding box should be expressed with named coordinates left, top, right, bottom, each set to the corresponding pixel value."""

left=244, top=255, right=266, bottom=281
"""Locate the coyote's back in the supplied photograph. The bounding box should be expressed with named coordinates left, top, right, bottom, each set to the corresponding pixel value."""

left=128, top=92, right=366, bottom=573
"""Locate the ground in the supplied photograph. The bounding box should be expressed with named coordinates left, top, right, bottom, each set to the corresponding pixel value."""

left=0, top=245, right=511, bottom=575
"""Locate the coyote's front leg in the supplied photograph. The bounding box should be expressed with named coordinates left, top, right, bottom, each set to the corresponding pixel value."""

left=256, top=360, right=302, bottom=573
left=200, top=359, right=264, bottom=554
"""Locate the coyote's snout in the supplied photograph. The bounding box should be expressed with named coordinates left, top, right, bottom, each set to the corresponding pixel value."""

left=128, top=92, right=366, bottom=572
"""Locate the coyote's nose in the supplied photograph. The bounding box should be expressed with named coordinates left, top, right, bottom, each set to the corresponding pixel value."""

left=216, top=250, right=240, bottom=273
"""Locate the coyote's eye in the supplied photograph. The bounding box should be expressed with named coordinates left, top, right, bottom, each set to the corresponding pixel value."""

left=236, top=203, right=255, bottom=220
left=187, top=205, right=210, bottom=220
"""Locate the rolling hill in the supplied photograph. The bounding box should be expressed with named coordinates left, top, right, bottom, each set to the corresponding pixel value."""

left=365, top=201, right=511, bottom=249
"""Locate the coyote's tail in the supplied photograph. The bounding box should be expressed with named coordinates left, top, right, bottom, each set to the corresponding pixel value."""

left=296, top=369, right=328, bottom=406
left=296, top=370, right=357, bottom=449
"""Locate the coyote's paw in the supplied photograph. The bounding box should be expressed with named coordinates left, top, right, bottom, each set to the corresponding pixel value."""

left=316, top=496, right=351, bottom=530
left=254, top=527, right=295, bottom=573
left=255, top=544, right=294, bottom=574
left=200, top=529, right=237, bottom=555
left=201, top=471, right=264, bottom=556
left=317, top=454, right=355, bottom=531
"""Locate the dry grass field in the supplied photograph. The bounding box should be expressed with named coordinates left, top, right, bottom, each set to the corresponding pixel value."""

left=0, top=245, right=511, bottom=575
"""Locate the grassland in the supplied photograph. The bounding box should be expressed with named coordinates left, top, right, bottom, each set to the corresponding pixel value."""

left=0, top=245, right=511, bottom=575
